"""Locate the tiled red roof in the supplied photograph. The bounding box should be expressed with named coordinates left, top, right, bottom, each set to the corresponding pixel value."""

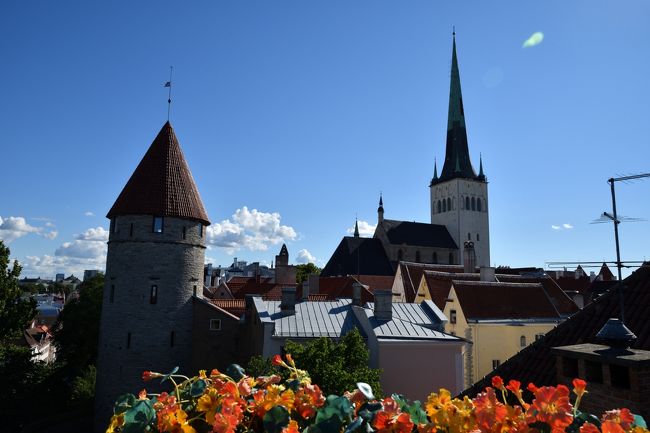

left=452, top=281, right=563, bottom=320
left=298, top=276, right=374, bottom=303
left=211, top=299, right=246, bottom=316
left=461, top=264, right=650, bottom=397
left=496, top=274, right=578, bottom=316
left=356, top=275, right=395, bottom=292
left=107, top=122, right=210, bottom=224
left=422, top=271, right=479, bottom=309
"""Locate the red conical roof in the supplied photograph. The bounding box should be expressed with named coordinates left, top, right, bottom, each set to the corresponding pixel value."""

left=107, top=122, right=210, bottom=225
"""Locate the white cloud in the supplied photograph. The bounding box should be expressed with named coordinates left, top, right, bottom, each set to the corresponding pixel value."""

left=523, top=32, right=544, bottom=48
left=551, top=223, right=574, bottom=231
left=206, top=207, right=297, bottom=253
left=84, top=211, right=95, bottom=217
left=346, top=220, right=376, bottom=237
left=21, top=226, right=108, bottom=277
left=0, top=216, right=57, bottom=242
left=551, top=225, right=561, bottom=230
left=563, top=223, right=573, bottom=229
left=296, top=249, right=316, bottom=264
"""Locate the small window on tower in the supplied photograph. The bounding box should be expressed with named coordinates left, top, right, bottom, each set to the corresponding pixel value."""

left=199, top=224, right=203, bottom=237
left=471, top=197, right=476, bottom=211
left=465, top=197, right=470, bottom=210
left=209, top=319, right=222, bottom=331
left=447, top=198, right=452, bottom=211
left=520, top=335, right=527, bottom=347
left=150, top=285, right=158, bottom=304
left=442, top=200, right=447, bottom=212
left=437, top=201, right=441, bottom=213
left=477, top=233, right=480, bottom=241
left=153, top=216, right=164, bottom=233
left=450, top=309, right=457, bottom=324
left=468, top=233, right=471, bottom=241
left=477, top=199, right=482, bottom=212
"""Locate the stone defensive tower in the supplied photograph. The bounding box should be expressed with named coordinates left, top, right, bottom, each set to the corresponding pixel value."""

left=430, top=33, right=490, bottom=267
left=94, top=121, right=210, bottom=429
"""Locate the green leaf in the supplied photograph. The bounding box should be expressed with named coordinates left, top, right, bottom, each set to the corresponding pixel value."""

left=190, top=379, right=207, bottom=397
left=114, top=393, right=136, bottom=415
left=315, top=395, right=354, bottom=424
left=263, top=405, right=291, bottom=433
left=226, top=364, right=246, bottom=381
left=122, top=400, right=155, bottom=433
left=160, top=366, right=180, bottom=384
left=633, top=415, right=647, bottom=428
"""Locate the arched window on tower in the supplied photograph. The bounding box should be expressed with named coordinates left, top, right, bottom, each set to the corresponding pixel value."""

left=398, top=249, right=404, bottom=261
left=449, top=252, right=454, bottom=264
left=465, top=197, right=470, bottom=210
left=432, top=252, right=438, bottom=263
left=468, top=233, right=471, bottom=241
left=437, top=201, right=441, bottom=213
left=442, top=200, right=447, bottom=212
left=471, top=197, right=476, bottom=211
left=477, top=198, right=482, bottom=212
left=415, top=251, right=421, bottom=263
left=447, top=198, right=452, bottom=212
left=477, top=233, right=480, bottom=241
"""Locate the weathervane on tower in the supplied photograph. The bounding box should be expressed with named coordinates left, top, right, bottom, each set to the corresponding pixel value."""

left=164, top=66, right=173, bottom=121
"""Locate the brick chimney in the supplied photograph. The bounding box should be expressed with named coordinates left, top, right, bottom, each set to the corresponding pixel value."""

left=280, top=287, right=296, bottom=314
left=373, top=290, right=392, bottom=321
left=463, top=241, right=476, bottom=273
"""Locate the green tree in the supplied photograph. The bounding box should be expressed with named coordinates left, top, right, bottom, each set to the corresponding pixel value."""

left=54, top=273, right=104, bottom=370
left=295, top=263, right=321, bottom=284
left=284, top=328, right=382, bottom=396
left=0, top=241, right=37, bottom=339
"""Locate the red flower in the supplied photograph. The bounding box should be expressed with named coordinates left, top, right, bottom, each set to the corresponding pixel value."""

left=580, top=422, right=601, bottom=433
left=491, top=376, right=505, bottom=390
left=572, top=378, right=587, bottom=397
left=506, top=380, right=521, bottom=394
left=602, top=408, right=634, bottom=430
left=601, top=420, right=625, bottom=433
left=272, top=354, right=283, bottom=366
left=142, top=371, right=153, bottom=381
left=473, top=387, right=508, bottom=431
left=527, top=382, right=539, bottom=393
left=526, top=385, right=573, bottom=432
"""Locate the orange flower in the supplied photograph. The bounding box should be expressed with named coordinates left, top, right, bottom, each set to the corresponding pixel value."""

left=283, top=420, right=300, bottom=433
left=506, top=380, right=521, bottom=394
left=272, top=354, right=284, bottom=366
left=525, top=385, right=573, bottom=432
left=580, top=422, right=601, bottom=433
left=212, top=412, right=239, bottom=433
left=373, top=400, right=414, bottom=433
left=601, top=420, right=625, bottom=433
left=602, top=409, right=634, bottom=430
left=527, top=383, right=539, bottom=393
left=294, top=383, right=325, bottom=419
left=142, top=370, right=157, bottom=381
left=138, top=389, right=148, bottom=400
left=473, top=387, right=507, bottom=431
left=572, top=379, right=587, bottom=397
left=491, top=376, right=505, bottom=390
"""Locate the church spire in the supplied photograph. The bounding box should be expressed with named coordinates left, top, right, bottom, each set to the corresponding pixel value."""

left=436, top=32, right=478, bottom=183
left=433, top=158, right=438, bottom=181
left=354, top=218, right=360, bottom=237
left=478, top=153, right=486, bottom=180
left=377, top=193, right=384, bottom=223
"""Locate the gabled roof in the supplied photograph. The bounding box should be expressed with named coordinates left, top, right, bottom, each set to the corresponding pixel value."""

left=107, top=122, right=210, bottom=225
left=452, top=281, right=563, bottom=321
left=321, top=237, right=394, bottom=277
left=422, top=270, right=479, bottom=309
left=298, top=276, right=375, bottom=304
left=360, top=301, right=456, bottom=341
left=496, top=274, right=579, bottom=317
left=397, top=262, right=473, bottom=303
left=461, top=264, right=650, bottom=397
left=597, top=263, right=615, bottom=281
left=381, top=219, right=457, bottom=249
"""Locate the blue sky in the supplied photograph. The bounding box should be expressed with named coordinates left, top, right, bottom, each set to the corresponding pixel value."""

left=1, top=1, right=649, bottom=278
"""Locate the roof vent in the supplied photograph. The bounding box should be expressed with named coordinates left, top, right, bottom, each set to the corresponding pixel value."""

left=596, top=318, right=637, bottom=349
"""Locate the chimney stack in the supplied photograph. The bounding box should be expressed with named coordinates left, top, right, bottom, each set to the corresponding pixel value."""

left=280, top=287, right=296, bottom=314
left=480, top=266, right=496, bottom=282
left=302, top=279, right=310, bottom=301
left=352, top=282, right=363, bottom=306
left=463, top=241, right=476, bottom=273
left=373, top=290, right=392, bottom=321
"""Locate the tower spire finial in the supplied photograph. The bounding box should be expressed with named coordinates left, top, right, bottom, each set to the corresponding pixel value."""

left=478, top=153, right=485, bottom=178
left=164, top=66, right=173, bottom=122
left=433, top=158, right=438, bottom=180
left=354, top=215, right=359, bottom=238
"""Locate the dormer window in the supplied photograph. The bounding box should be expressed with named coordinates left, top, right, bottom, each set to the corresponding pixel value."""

left=153, top=216, right=164, bottom=233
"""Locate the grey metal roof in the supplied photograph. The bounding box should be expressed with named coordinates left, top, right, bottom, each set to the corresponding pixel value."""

left=256, top=299, right=355, bottom=338
left=254, top=297, right=459, bottom=342
left=363, top=302, right=458, bottom=341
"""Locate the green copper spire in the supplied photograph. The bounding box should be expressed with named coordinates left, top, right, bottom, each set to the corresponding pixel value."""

left=437, top=31, right=478, bottom=182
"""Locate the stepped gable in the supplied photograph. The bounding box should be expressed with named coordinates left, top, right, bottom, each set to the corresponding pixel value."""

left=451, top=280, right=562, bottom=320
left=382, top=219, right=457, bottom=249
left=460, top=264, right=650, bottom=398
left=107, top=121, right=210, bottom=225
left=321, top=237, right=394, bottom=277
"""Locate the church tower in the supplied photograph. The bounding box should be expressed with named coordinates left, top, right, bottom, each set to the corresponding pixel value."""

left=94, top=122, right=210, bottom=428
left=430, top=34, right=490, bottom=267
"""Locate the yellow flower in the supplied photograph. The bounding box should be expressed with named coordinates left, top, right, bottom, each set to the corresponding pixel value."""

left=105, top=413, right=124, bottom=433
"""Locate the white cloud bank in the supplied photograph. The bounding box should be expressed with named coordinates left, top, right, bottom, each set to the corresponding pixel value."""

left=0, top=216, right=58, bottom=243
left=523, top=32, right=544, bottom=48
left=346, top=220, right=376, bottom=237
left=21, top=227, right=108, bottom=277
left=207, top=207, right=297, bottom=253
left=295, top=249, right=316, bottom=264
